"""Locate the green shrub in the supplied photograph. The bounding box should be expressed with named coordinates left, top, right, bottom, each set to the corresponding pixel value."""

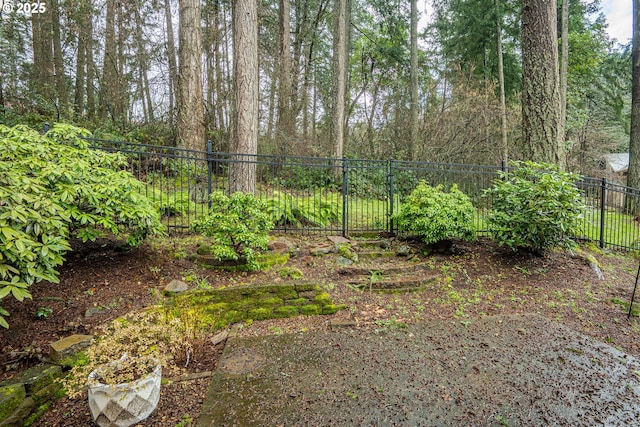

left=0, top=124, right=162, bottom=328
left=192, top=191, right=273, bottom=270
left=485, top=161, right=584, bottom=254
left=394, top=181, right=476, bottom=245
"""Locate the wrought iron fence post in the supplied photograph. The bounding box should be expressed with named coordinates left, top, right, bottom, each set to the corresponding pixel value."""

left=388, top=158, right=395, bottom=235
left=342, top=157, right=348, bottom=238
left=600, top=177, right=606, bottom=249
left=501, top=159, right=506, bottom=173
left=207, top=140, right=213, bottom=210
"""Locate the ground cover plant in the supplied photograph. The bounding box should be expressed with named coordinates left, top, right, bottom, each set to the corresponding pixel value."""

left=0, top=124, right=162, bottom=328
left=2, top=234, right=640, bottom=426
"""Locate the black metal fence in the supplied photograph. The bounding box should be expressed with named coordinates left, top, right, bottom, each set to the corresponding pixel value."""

left=87, top=138, right=640, bottom=251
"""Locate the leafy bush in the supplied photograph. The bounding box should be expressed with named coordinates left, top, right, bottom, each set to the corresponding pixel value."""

left=192, top=191, right=273, bottom=270
left=0, top=124, right=163, bottom=328
left=485, top=161, right=584, bottom=253
left=394, top=181, right=476, bottom=245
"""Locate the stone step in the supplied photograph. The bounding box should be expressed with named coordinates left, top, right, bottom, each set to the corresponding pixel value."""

left=337, top=263, right=430, bottom=277
left=346, top=274, right=439, bottom=293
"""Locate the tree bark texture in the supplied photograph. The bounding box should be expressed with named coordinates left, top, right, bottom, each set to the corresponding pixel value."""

left=559, top=0, right=568, bottom=162
left=409, top=0, right=418, bottom=161
left=521, top=0, right=562, bottom=167
left=230, top=0, right=258, bottom=194
left=165, top=0, right=178, bottom=118
left=496, top=0, right=507, bottom=163
left=331, top=0, right=348, bottom=160
left=276, top=0, right=294, bottom=155
left=628, top=0, right=640, bottom=202
left=177, top=0, right=205, bottom=152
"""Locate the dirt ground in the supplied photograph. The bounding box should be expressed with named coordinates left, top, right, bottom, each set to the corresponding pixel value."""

left=1, top=234, right=640, bottom=426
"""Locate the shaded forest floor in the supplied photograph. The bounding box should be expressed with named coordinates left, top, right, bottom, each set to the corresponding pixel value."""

left=1, top=235, right=639, bottom=426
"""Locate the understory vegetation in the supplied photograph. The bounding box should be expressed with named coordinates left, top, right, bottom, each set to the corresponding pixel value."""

left=394, top=181, right=476, bottom=245
left=0, top=124, right=163, bottom=328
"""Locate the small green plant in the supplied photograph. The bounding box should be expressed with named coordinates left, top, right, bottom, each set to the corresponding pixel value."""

left=175, top=414, right=194, bottom=427
left=192, top=191, right=273, bottom=270
left=36, top=306, right=53, bottom=319
left=394, top=181, right=476, bottom=245
left=368, top=270, right=382, bottom=293
left=278, top=267, right=304, bottom=280
left=485, top=161, right=584, bottom=254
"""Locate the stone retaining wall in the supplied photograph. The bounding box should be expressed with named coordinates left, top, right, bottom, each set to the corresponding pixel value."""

left=166, top=282, right=346, bottom=329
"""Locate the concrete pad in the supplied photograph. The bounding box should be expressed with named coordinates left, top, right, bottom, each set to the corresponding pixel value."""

left=197, top=314, right=640, bottom=426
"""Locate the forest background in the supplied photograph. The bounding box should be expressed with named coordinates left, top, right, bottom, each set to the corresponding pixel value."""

left=0, top=0, right=633, bottom=179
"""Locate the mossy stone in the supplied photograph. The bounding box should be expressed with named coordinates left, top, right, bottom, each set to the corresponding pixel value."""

left=23, top=401, right=52, bottom=427
left=274, top=306, right=299, bottom=318
left=257, top=252, right=290, bottom=269
left=322, top=304, right=347, bottom=315
left=257, top=297, right=284, bottom=308
left=295, top=283, right=320, bottom=292
left=2, top=364, right=62, bottom=394
left=248, top=307, right=273, bottom=320
left=289, top=298, right=309, bottom=307
left=299, top=305, right=321, bottom=316
left=314, top=292, right=333, bottom=306
left=32, top=382, right=62, bottom=406
left=0, top=383, right=26, bottom=421
left=204, top=302, right=230, bottom=314
left=224, top=310, right=246, bottom=324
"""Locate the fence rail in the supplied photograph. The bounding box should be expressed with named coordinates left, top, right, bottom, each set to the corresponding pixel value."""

left=86, top=138, right=640, bottom=251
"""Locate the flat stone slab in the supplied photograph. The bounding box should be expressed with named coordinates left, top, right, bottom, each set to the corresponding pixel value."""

left=49, top=334, right=93, bottom=363
left=197, top=314, right=640, bottom=426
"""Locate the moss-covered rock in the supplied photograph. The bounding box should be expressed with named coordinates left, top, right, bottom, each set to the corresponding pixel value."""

left=295, top=282, right=320, bottom=292
left=0, top=383, right=26, bottom=421
left=224, top=310, right=246, bottom=324
left=289, top=298, right=310, bottom=307
left=1, top=365, right=62, bottom=395
left=314, top=292, right=333, bottom=306
left=248, top=308, right=273, bottom=321
left=299, top=305, right=321, bottom=316
left=274, top=306, right=299, bottom=318
left=322, top=304, right=347, bottom=315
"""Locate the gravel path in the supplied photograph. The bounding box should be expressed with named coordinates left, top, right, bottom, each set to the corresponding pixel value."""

left=197, top=314, right=640, bottom=427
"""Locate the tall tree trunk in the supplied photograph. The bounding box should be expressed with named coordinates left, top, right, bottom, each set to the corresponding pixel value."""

left=521, top=0, right=562, bottom=167
left=267, top=68, right=276, bottom=141
left=85, top=5, right=96, bottom=118
left=230, top=0, right=258, bottom=194
left=628, top=0, right=640, bottom=204
left=116, top=3, right=127, bottom=127
left=32, top=6, right=54, bottom=104
left=51, top=0, right=65, bottom=115
left=214, top=0, right=226, bottom=133
left=74, top=3, right=88, bottom=116
left=177, top=0, right=205, bottom=152
left=276, top=0, right=293, bottom=155
left=0, top=72, right=4, bottom=108
left=409, top=0, right=418, bottom=161
left=331, top=0, right=348, bottom=160
left=99, top=0, right=117, bottom=122
left=559, top=0, right=568, bottom=168
left=165, top=0, right=178, bottom=120
left=496, top=0, right=508, bottom=164
left=134, top=6, right=154, bottom=122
